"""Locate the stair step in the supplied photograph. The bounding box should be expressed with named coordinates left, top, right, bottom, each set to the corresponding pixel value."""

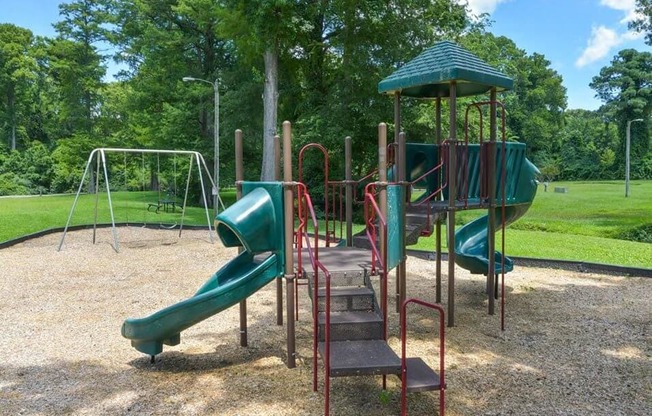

left=314, top=286, right=375, bottom=312
left=317, top=286, right=373, bottom=298
left=295, top=247, right=378, bottom=282
left=317, top=311, right=383, bottom=341
left=318, top=340, right=401, bottom=377
left=403, top=357, right=442, bottom=393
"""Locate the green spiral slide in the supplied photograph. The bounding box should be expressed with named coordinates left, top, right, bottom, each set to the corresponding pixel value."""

left=453, top=144, right=539, bottom=275
left=122, top=183, right=285, bottom=357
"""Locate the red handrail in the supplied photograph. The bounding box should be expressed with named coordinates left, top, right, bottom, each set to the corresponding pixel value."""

left=295, top=182, right=336, bottom=414
left=400, top=298, right=446, bottom=416
left=364, top=182, right=388, bottom=341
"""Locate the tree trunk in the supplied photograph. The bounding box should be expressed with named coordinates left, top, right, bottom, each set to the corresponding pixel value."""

left=8, top=87, right=16, bottom=150
left=261, top=48, right=279, bottom=181
left=11, top=124, right=16, bottom=151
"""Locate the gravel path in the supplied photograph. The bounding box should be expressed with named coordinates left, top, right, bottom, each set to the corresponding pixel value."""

left=1, top=228, right=650, bottom=415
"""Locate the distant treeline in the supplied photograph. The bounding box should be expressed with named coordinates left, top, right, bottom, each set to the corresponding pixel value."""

left=1, top=1, right=650, bottom=196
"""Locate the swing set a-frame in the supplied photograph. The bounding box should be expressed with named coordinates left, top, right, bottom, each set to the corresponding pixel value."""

left=58, top=148, right=223, bottom=252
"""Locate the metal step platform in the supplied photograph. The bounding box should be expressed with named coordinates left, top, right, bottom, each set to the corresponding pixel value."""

left=403, top=357, right=442, bottom=393
left=295, top=246, right=380, bottom=281
left=318, top=340, right=401, bottom=377
left=317, top=310, right=383, bottom=341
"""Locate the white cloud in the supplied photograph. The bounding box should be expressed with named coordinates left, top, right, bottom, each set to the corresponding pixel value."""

left=575, top=26, right=621, bottom=67
left=575, top=1, right=645, bottom=67
left=457, top=0, right=510, bottom=16
left=600, top=0, right=640, bottom=23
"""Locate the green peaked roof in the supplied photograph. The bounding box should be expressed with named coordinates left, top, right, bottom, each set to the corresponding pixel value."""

left=378, top=40, right=513, bottom=98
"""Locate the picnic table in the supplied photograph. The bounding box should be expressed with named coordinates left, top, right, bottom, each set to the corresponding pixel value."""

left=147, top=199, right=177, bottom=213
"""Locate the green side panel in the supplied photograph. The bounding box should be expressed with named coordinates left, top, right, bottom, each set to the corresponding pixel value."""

left=215, top=182, right=284, bottom=255
left=121, top=251, right=280, bottom=355
left=440, top=142, right=539, bottom=205
left=387, top=184, right=405, bottom=270
left=378, top=40, right=513, bottom=98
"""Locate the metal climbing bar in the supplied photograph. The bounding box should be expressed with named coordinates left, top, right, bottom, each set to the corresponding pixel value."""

left=400, top=298, right=446, bottom=416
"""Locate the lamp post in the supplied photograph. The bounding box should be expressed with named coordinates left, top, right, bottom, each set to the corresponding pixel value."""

left=625, top=118, right=643, bottom=197
left=183, top=76, right=221, bottom=214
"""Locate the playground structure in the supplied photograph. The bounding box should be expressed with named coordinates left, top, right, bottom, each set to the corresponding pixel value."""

left=58, top=148, right=221, bottom=252
left=121, top=41, right=539, bottom=415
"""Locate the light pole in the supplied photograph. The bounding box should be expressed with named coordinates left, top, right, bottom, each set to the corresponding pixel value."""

left=183, top=76, right=221, bottom=214
left=625, top=118, right=643, bottom=197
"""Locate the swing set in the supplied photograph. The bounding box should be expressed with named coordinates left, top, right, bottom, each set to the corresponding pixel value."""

left=58, top=148, right=219, bottom=252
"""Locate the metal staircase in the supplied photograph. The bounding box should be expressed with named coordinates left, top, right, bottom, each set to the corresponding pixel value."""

left=294, top=183, right=445, bottom=415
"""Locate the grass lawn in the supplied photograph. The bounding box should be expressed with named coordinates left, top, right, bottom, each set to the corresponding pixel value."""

left=409, top=180, right=652, bottom=269
left=0, top=189, right=237, bottom=242
left=1, top=181, right=650, bottom=268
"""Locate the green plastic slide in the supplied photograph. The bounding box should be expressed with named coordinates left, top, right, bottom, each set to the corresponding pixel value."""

left=121, top=252, right=279, bottom=356
left=122, top=183, right=285, bottom=357
left=454, top=146, right=539, bottom=275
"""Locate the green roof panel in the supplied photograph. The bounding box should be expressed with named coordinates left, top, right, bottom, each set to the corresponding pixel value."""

left=378, top=40, right=513, bottom=98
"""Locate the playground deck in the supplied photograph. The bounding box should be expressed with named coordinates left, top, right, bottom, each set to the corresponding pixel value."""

left=2, top=228, right=650, bottom=415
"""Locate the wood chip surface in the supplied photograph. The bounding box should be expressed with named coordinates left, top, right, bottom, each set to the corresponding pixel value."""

left=0, top=228, right=650, bottom=415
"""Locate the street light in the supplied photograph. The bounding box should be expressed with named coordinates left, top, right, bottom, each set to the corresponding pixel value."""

left=183, top=76, right=222, bottom=214
left=625, top=118, right=643, bottom=197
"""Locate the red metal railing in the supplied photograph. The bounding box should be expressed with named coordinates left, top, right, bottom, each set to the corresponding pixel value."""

left=298, top=143, right=333, bottom=246
left=407, top=157, right=446, bottom=206
left=294, top=182, right=317, bottom=320
left=400, top=298, right=446, bottom=416
left=404, top=145, right=448, bottom=237
left=294, top=183, right=330, bottom=398
left=364, top=182, right=388, bottom=341
left=324, top=142, right=396, bottom=242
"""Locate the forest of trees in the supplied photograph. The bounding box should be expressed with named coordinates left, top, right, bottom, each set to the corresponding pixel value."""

left=0, top=0, right=651, bottom=197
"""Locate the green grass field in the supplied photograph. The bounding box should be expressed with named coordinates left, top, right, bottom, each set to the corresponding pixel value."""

left=408, top=180, right=652, bottom=268
left=0, top=189, right=237, bottom=242
left=0, top=181, right=650, bottom=268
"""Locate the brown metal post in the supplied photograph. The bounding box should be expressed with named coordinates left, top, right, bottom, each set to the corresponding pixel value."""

left=447, top=82, right=457, bottom=328
left=435, top=97, right=442, bottom=304
left=487, top=89, right=497, bottom=315
left=394, top=94, right=402, bottom=311
left=274, top=134, right=283, bottom=326
left=345, top=136, right=353, bottom=246
left=394, top=93, right=401, bottom=142
left=398, top=131, right=407, bottom=313
left=234, top=130, right=248, bottom=347
left=283, top=121, right=296, bottom=368
left=378, top=123, right=388, bottom=318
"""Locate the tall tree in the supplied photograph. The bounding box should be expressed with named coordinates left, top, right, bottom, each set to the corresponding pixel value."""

left=291, top=0, right=471, bottom=178
left=631, top=0, right=652, bottom=45
left=590, top=49, right=652, bottom=163
left=107, top=0, right=238, bottom=195
left=462, top=31, right=567, bottom=157
left=0, top=24, right=37, bottom=150
left=53, top=0, right=112, bottom=134
left=218, top=0, right=300, bottom=181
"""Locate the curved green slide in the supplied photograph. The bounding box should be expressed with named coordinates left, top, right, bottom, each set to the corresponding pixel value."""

left=454, top=145, right=539, bottom=275
left=122, top=184, right=285, bottom=357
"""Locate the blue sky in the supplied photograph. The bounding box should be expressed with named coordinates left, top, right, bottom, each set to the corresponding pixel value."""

left=3, top=0, right=651, bottom=110
left=466, top=0, right=650, bottom=109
